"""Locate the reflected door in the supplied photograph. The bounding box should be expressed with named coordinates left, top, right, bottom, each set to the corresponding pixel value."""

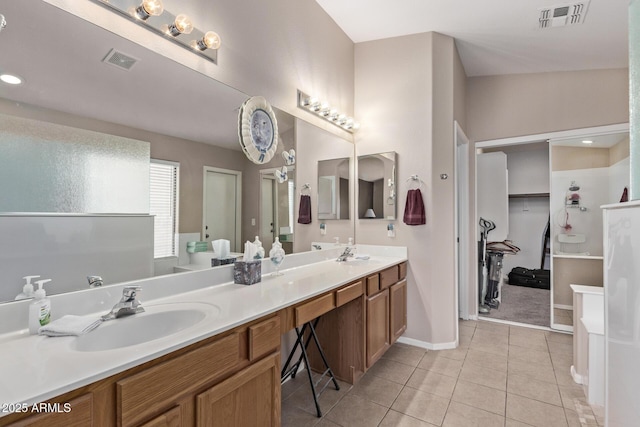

left=203, top=168, right=241, bottom=252
left=261, top=176, right=276, bottom=249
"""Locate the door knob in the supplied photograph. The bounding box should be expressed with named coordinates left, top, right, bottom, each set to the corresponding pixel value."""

left=206, top=234, right=210, bottom=239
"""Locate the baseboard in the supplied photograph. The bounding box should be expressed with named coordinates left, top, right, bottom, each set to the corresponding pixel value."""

left=479, top=316, right=552, bottom=331
left=552, top=323, right=574, bottom=332
left=397, top=336, right=457, bottom=350
left=571, top=365, right=584, bottom=385
left=554, top=304, right=574, bottom=310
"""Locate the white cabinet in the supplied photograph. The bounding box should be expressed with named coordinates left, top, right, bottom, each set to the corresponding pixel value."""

left=477, top=152, right=509, bottom=241
left=604, top=201, right=640, bottom=426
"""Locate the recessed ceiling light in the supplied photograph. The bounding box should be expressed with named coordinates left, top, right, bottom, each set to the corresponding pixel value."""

left=0, top=74, right=23, bottom=85
left=582, top=140, right=593, bottom=144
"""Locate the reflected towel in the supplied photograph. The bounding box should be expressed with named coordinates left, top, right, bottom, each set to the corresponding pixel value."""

left=298, top=194, right=312, bottom=224
left=403, top=189, right=426, bottom=225
left=39, top=315, right=102, bottom=337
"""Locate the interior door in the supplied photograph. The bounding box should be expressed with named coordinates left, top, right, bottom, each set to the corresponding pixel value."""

left=203, top=168, right=241, bottom=252
left=260, top=176, right=276, bottom=249
left=455, top=122, right=471, bottom=320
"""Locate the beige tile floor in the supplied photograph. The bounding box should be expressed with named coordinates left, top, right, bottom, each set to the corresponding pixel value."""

left=281, top=319, right=604, bottom=427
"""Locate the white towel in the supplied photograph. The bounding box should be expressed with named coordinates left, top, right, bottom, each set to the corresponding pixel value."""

left=38, top=315, right=102, bottom=337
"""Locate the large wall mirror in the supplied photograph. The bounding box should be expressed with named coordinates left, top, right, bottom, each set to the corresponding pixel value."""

left=0, top=1, right=351, bottom=303
left=357, top=152, right=397, bottom=220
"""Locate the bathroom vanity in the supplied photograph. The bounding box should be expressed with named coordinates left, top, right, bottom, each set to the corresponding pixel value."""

left=0, top=246, right=407, bottom=426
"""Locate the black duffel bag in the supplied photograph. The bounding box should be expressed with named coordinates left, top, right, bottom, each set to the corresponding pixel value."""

left=508, top=267, right=550, bottom=290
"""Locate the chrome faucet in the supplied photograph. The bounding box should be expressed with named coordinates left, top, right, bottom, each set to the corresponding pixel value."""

left=101, top=286, right=144, bottom=321
left=336, top=246, right=354, bottom=262
left=87, top=275, right=103, bottom=288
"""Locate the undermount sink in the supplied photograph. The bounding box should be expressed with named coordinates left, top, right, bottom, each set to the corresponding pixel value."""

left=72, top=302, right=220, bottom=352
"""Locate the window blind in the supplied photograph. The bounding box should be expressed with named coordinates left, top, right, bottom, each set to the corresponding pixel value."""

left=150, top=160, right=179, bottom=258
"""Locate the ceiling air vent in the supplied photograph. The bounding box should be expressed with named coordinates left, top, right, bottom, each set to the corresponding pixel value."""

left=102, top=49, right=138, bottom=71
left=538, top=0, right=590, bottom=29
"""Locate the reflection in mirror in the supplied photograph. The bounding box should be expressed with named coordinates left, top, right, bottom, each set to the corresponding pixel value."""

left=317, top=158, right=350, bottom=220
left=357, top=152, right=397, bottom=220
left=550, top=131, right=629, bottom=328
left=260, top=167, right=295, bottom=254
left=0, top=1, right=313, bottom=304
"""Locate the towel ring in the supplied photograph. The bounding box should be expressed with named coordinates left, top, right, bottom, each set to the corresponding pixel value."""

left=406, top=175, right=424, bottom=189
left=300, top=183, right=311, bottom=194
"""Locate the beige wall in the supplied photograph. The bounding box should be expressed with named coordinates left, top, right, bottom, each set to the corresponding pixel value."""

left=552, top=146, right=610, bottom=171
left=466, top=69, right=629, bottom=142
left=610, top=137, right=631, bottom=165
left=355, top=32, right=463, bottom=347
left=553, top=258, right=603, bottom=307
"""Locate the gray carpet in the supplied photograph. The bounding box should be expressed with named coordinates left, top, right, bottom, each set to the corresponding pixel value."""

left=479, top=283, right=550, bottom=327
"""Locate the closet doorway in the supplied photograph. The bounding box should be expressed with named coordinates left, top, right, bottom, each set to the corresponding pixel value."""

left=476, top=141, right=551, bottom=327
left=474, top=123, right=628, bottom=330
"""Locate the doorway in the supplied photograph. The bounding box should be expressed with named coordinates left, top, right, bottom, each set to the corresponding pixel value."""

left=260, top=175, right=276, bottom=249
left=202, top=167, right=242, bottom=252
left=474, top=124, right=628, bottom=330
left=455, top=122, right=472, bottom=321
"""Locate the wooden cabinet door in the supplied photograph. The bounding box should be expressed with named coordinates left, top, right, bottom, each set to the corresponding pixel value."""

left=366, top=288, right=390, bottom=367
left=196, top=353, right=280, bottom=427
left=390, top=280, right=407, bottom=343
left=139, top=406, right=181, bottom=427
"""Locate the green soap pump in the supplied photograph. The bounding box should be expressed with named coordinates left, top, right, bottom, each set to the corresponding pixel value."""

left=29, top=279, right=52, bottom=334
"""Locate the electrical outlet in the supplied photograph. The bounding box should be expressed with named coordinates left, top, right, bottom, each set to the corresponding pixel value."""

left=251, top=218, right=256, bottom=226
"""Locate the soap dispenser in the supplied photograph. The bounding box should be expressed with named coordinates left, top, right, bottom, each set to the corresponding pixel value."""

left=15, top=275, right=40, bottom=300
left=29, top=279, right=52, bottom=334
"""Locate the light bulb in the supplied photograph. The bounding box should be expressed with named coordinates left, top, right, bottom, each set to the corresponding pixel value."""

left=168, top=14, right=193, bottom=36
left=328, top=109, right=338, bottom=120
left=319, top=103, right=331, bottom=116
left=196, top=31, right=221, bottom=50
left=582, top=140, right=593, bottom=144
left=352, top=122, right=361, bottom=131
left=344, top=118, right=354, bottom=128
left=0, top=74, right=22, bottom=85
left=135, top=0, right=164, bottom=20
left=337, top=114, right=347, bottom=125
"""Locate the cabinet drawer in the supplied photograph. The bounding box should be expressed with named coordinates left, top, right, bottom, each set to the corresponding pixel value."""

left=398, top=262, right=407, bottom=280
left=117, top=333, right=240, bottom=427
left=249, top=316, right=281, bottom=361
left=336, top=280, right=363, bottom=307
left=295, top=293, right=335, bottom=326
left=366, top=274, right=380, bottom=296
left=380, top=266, right=400, bottom=290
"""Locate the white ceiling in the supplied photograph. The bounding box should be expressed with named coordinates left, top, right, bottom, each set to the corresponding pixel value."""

left=315, top=0, right=629, bottom=76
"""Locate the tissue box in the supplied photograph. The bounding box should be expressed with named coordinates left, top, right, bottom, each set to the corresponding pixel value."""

left=234, top=260, right=262, bottom=285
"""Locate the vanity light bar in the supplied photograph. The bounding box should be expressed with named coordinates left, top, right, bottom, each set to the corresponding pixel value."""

left=297, top=90, right=360, bottom=133
left=92, top=0, right=220, bottom=64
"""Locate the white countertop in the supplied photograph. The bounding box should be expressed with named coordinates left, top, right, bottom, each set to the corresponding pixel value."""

left=0, top=247, right=406, bottom=414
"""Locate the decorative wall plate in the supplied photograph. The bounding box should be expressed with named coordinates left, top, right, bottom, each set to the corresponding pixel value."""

left=238, top=96, right=278, bottom=164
